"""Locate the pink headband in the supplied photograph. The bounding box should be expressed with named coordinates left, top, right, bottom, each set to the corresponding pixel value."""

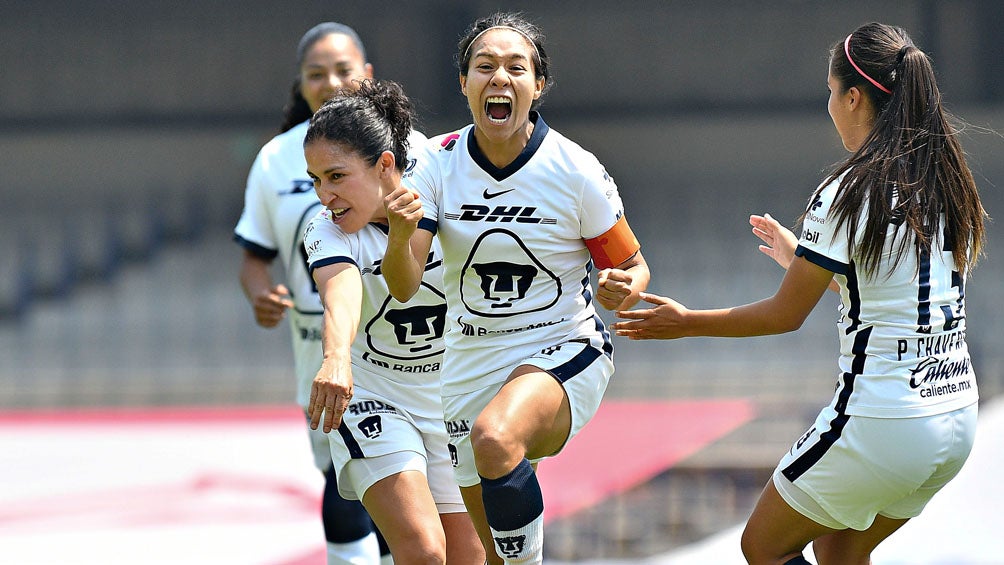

left=844, top=34, right=892, bottom=94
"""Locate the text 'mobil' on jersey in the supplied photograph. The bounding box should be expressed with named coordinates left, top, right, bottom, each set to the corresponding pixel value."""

left=584, top=216, right=640, bottom=270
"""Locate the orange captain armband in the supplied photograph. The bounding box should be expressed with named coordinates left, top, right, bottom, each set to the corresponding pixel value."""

left=584, top=215, right=640, bottom=270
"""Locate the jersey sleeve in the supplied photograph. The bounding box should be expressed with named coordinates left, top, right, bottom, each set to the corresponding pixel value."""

left=233, top=151, right=279, bottom=259
left=304, top=211, right=358, bottom=276
left=794, top=177, right=851, bottom=275
left=578, top=164, right=640, bottom=269
left=403, top=132, right=449, bottom=236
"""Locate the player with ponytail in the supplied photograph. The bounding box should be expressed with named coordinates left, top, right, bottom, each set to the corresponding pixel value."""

left=615, top=22, right=987, bottom=564
left=233, top=23, right=386, bottom=564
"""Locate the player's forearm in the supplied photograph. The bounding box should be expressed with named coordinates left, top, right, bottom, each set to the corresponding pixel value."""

left=685, top=298, right=804, bottom=338
left=239, top=254, right=273, bottom=302
left=319, top=300, right=360, bottom=363
left=382, top=237, right=423, bottom=302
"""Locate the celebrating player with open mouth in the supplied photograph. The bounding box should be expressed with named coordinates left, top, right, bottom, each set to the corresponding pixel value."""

left=381, top=11, right=650, bottom=564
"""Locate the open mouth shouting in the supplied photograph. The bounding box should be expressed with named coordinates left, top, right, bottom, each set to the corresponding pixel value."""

left=485, top=96, right=512, bottom=124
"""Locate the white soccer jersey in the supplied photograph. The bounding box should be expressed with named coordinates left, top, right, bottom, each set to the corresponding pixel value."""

left=234, top=120, right=428, bottom=406
left=403, top=113, right=624, bottom=395
left=795, top=174, right=978, bottom=418
left=304, top=214, right=446, bottom=418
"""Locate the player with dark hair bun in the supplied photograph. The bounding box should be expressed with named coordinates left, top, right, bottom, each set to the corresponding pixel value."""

left=304, top=79, right=484, bottom=564
left=233, top=22, right=390, bottom=564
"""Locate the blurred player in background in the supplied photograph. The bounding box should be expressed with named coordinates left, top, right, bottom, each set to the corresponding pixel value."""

left=303, top=79, right=484, bottom=564
left=380, top=12, right=650, bottom=563
left=613, top=22, right=987, bottom=565
left=233, top=22, right=390, bottom=564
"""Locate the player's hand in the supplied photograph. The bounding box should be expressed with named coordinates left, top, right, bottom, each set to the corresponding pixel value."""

left=595, top=268, right=635, bottom=311
left=752, top=212, right=840, bottom=293
left=611, top=292, right=689, bottom=340
left=251, top=283, right=295, bottom=328
left=307, top=360, right=353, bottom=433
left=385, top=187, right=423, bottom=243
left=750, top=213, right=798, bottom=270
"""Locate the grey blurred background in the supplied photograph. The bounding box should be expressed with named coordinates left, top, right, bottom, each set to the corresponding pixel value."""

left=2, top=0, right=1002, bottom=558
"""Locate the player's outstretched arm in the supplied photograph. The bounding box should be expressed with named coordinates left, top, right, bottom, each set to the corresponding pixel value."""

left=612, top=254, right=832, bottom=340
left=308, top=262, right=363, bottom=433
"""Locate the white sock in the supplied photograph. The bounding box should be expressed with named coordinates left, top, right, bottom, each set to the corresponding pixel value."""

left=489, top=512, right=544, bottom=564
left=327, top=531, right=380, bottom=565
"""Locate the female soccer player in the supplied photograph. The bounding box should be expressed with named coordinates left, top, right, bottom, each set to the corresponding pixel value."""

left=613, top=22, right=987, bottom=565
left=380, top=12, right=650, bottom=564
left=233, top=22, right=391, bottom=564
left=303, top=79, right=484, bottom=564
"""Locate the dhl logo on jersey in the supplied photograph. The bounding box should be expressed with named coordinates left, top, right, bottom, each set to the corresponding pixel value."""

left=445, top=204, right=557, bottom=224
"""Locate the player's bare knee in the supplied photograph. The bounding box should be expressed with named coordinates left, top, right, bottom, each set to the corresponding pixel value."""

left=470, top=420, right=523, bottom=478
left=390, top=533, right=446, bottom=565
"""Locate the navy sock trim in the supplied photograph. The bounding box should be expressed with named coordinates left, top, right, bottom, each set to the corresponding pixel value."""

left=480, top=458, right=544, bottom=531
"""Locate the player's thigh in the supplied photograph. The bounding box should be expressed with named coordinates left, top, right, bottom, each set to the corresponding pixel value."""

left=741, top=479, right=837, bottom=562
left=476, top=366, right=570, bottom=460
left=448, top=368, right=567, bottom=479
left=523, top=338, right=614, bottom=457
left=477, top=338, right=614, bottom=461
left=361, top=467, right=445, bottom=556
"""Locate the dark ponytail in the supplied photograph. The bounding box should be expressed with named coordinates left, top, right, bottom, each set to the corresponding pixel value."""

left=279, top=77, right=313, bottom=133
left=805, top=22, right=987, bottom=276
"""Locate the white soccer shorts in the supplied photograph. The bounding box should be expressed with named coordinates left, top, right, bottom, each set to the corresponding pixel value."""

left=774, top=402, right=977, bottom=530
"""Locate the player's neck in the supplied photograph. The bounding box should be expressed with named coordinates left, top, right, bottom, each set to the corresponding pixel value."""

left=473, top=120, right=534, bottom=169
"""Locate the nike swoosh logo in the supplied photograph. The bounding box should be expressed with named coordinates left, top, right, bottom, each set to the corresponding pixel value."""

left=483, top=188, right=515, bottom=199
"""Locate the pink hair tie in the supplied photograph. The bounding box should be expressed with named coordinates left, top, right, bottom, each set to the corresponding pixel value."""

left=844, top=34, right=892, bottom=95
